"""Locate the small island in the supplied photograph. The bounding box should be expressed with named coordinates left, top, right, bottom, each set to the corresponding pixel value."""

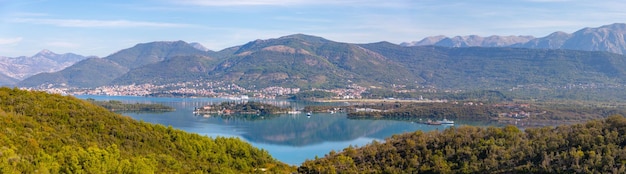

left=194, top=101, right=290, bottom=115
left=86, top=98, right=175, bottom=112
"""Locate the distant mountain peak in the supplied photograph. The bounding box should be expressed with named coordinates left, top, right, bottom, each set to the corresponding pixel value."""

left=130, top=40, right=190, bottom=49
left=401, top=35, right=447, bottom=46
left=190, top=42, right=210, bottom=52
left=405, top=23, right=626, bottom=54
left=402, top=35, right=534, bottom=47
left=34, top=49, right=57, bottom=57
left=278, top=34, right=329, bottom=42
left=0, top=50, right=88, bottom=83
left=600, top=23, right=626, bottom=30
left=234, top=34, right=332, bottom=55
left=547, top=31, right=570, bottom=37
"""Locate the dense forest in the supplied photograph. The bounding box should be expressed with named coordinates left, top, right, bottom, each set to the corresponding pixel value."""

left=0, top=87, right=293, bottom=173
left=300, top=115, right=626, bottom=173
left=346, top=102, right=626, bottom=122
left=86, top=98, right=175, bottom=112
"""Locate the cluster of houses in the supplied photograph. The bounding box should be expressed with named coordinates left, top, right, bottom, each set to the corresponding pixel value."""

left=494, top=103, right=533, bottom=119
left=193, top=105, right=234, bottom=115
left=499, top=111, right=531, bottom=119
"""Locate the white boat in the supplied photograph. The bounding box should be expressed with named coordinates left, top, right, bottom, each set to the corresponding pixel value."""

left=440, top=118, right=454, bottom=124
left=307, top=112, right=311, bottom=116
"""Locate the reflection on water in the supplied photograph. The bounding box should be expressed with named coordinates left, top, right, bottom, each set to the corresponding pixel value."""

left=194, top=112, right=439, bottom=146
left=75, top=95, right=480, bottom=165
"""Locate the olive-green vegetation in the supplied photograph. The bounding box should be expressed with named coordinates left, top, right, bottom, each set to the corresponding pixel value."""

left=206, top=34, right=414, bottom=89
left=197, top=101, right=290, bottom=115
left=0, top=87, right=293, bottom=173
left=111, top=55, right=220, bottom=86
left=299, top=115, right=626, bottom=173
left=348, top=103, right=505, bottom=120
left=361, top=42, right=626, bottom=89
left=86, top=98, right=175, bottom=112
left=303, top=105, right=348, bottom=113
left=507, top=87, right=626, bottom=102
left=365, top=87, right=626, bottom=104
left=347, top=102, right=626, bottom=121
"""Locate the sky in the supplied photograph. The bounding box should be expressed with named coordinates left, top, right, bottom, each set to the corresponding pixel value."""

left=1, top=0, right=625, bottom=57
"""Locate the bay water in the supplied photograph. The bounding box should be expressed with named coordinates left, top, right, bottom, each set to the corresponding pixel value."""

left=76, top=95, right=469, bottom=165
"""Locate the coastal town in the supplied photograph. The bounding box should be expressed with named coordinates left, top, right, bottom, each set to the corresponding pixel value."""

left=23, top=80, right=368, bottom=100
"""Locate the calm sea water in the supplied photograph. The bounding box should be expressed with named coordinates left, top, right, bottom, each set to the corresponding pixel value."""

left=75, top=95, right=480, bottom=165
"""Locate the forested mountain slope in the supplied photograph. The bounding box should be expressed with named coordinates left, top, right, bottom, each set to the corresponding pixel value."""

left=361, top=42, right=626, bottom=89
left=204, top=34, right=415, bottom=89
left=18, top=41, right=212, bottom=88
left=17, top=33, right=626, bottom=91
left=0, top=87, right=292, bottom=173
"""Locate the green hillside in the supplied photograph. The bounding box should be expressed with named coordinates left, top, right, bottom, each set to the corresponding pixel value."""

left=111, top=55, right=219, bottom=85
left=299, top=115, right=626, bottom=173
left=106, top=41, right=211, bottom=69
left=18, top=41, right=211, bottom=88
left=17, top=34, right=626, bottom=93
left=0, top=87, right=293, bottom=173
left=206, top=34, right=416, bottom=89
left=17, top=58, right=129, bottom=88
left=211, top=46, right=348, bottom=89
left=361, top=43, right=626, bottom=89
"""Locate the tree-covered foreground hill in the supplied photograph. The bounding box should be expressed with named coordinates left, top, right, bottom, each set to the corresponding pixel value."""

left=0, top=87, right=293, bottom=173
left=6, top=86, right=626, bottom=173
left=300, top=115, right=626, bottom=173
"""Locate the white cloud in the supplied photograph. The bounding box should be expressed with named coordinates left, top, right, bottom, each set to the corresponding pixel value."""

left=11, top=18, right=191, bottom=28
left=0, top=37, right=23, bottom=44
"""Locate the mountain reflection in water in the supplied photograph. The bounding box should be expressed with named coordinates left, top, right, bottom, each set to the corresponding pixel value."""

left=195, top=112, right=447, bottom=146
left=75, top=95, right=463, bottom=165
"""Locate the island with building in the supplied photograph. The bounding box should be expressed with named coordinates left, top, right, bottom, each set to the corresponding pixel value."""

left=193, top=101, right=290, bottom=115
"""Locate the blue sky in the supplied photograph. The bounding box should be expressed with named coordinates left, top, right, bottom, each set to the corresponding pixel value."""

left=1, top=0, right=625, bottom=57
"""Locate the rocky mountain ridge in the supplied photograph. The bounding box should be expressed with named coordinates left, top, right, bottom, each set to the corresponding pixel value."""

left=14, top=24, right=626, bottom=91
left=17, top=33, right=626, bottom=91
left=402, top=23, right=626, bottom=54
left=0, top=50, right=90, bottom=85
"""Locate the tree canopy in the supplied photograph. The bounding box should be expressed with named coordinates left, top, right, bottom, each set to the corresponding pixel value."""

left=300, top=115, right=626, bottom=173
left=0, top=87, right=293, bottom=173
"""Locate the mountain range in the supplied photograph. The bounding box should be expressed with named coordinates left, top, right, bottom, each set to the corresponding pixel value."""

left=402, top=23, right=626, bottom=55
left=13, top=23, right=626, bottom=91
left=0, top=50, right=89, bottom=85
left=18, top=41, right=212, bottom=88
